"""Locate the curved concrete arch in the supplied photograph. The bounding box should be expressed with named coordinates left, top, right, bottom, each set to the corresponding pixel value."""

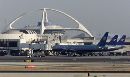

left=9, top=8, right=93, bottom=37
left=43, top=8, right=93, bottom=37
left=9, top=13, right=26, bottom=29
left=9, top=9, right=40, bottom=29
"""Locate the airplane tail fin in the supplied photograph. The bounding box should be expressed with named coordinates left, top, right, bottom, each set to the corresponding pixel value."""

left=117, top=35, right=126, bottom=45
left=97, top=32, right=109, bottom=47
left=107, top=35, right=118, bottom=46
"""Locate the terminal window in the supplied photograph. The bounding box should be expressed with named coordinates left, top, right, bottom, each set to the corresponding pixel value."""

left=8, top=41, right=18, bottom=47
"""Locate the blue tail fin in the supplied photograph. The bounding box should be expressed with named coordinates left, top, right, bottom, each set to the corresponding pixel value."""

left=117, top=35, right=126, bottom=45
left=107, top=35, right=118, bottom=46
left=97, top=32, right=109, bottom=46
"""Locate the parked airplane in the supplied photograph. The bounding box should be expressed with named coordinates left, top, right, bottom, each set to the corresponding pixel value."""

left=96, top=32, right=109, bottom=47
left=117, top=35, right=126, bottom=45
left=106, top=35, right=126, bottom=45
left=53, top=32, right=108, bottom=52
left=105, top=35, right=126, bottom=51
left=107, top=35, right=118, bottom=46
left=52, top=32, right=125, bottom=56
left=52, top=32, right=126, bottom=54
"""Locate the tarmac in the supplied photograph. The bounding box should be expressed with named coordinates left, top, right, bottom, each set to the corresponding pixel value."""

left=0, top=56, right=130, bottom=77
left=1, top=73, right=130, bottom=77
left=0, top=61, right=129, bottom=72
left=0, top=62, right=130, bottom=77
left=0, top=56, right=130, bottom=62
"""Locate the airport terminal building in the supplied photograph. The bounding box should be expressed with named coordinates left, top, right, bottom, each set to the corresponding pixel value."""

left=0, top=8, right=129, bottom=56
left=0, top=8, right=94, bottom=56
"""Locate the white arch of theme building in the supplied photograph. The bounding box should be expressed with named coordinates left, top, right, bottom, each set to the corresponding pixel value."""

left=9, top=8, right=94, bottom=37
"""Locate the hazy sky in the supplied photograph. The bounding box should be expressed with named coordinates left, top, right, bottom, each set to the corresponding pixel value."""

left=0, top=0, right=130, bottom=37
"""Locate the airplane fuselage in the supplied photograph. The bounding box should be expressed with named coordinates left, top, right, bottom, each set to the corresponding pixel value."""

left=52, top=45, right=123, bottom=53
